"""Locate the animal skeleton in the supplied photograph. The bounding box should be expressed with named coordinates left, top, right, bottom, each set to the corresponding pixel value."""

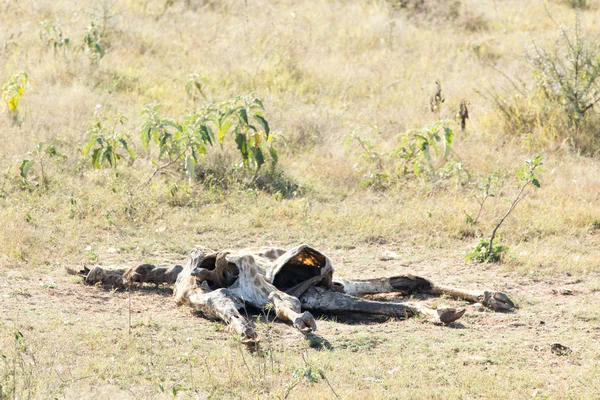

left=81, top=244, right=515, bottom=341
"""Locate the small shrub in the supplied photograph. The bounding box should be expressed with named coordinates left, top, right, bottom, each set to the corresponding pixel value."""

left=393, top=120, right=465, bottom=180
left=487, top=19, right=600, bottom=152
left=467, top=156, right=544, bottom=263
left=82, top=21, right=105, bottom=61
left=83, top=113, right=135, bottom=168
left=1, top=71, right=28, bottom=124
left=139, top=95, right=277, bottom=183
left=349, top=120, right=468, bottom=189
left=529, top=20, right=600, bottom=128
left=185, top=73, right=208, bottom=102
left=347, top=133, right=391, bottom=190
left=81, top=0, right=118, bottom=62
left=466, top=239, right=508, bottom=263
left=39, top=20, right=71, bottom=54
left=19, top=142, right=66, bottom=188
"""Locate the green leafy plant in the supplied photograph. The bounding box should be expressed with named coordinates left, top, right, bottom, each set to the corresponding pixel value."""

left=83, top=114, right=135, bottom=168
left=81, top=0, right=118, bottom=62
left=349, top=120, right=467, bottom=189
left=466, top=156, right=545, bottom=263
left=1, top=71, right=28, bottom=123
left=82, top=21, right=105, bottom=61
left=19, top=142, right=66, bottom=188
left=139, top=103, right=211, bottom=181
left=346, top=132, right=390, bottom=189
left=465, top=239, right=508, bottom=263
left=39, top=20, right=70, bottom=54
left=209, top=95, right=276, bottom=179
left=185, top=73, right=208, bottom=102
left=139, top=95, right=277, bottom=184
left=393, top=120, right=465, bottom=180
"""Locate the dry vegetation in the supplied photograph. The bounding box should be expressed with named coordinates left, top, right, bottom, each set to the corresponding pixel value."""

left=2, top=0, right=600, bottom=398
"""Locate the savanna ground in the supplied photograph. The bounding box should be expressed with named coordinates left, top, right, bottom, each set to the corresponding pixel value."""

left=2, top=0, right=600, bottom=398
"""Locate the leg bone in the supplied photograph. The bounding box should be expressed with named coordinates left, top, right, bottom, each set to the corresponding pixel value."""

left=335, top=276, right=515, bottom=311
left=299, top=286, right=464, bottom=325
left=429, top=285, right=515, bottom=311
left=186, top=285, right=256, bottom=341
left=269, top=291, right=317, bottom=332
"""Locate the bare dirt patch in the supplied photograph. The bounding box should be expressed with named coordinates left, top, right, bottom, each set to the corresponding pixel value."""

left=2, top=248, right=600, bottom=398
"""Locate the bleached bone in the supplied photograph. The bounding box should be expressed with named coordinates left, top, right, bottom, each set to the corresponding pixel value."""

left=80, top=244, right=516, bottom=342
left=334, top=276, right=515, bottom=311
left=173, top=247, right=319, bottom=341
left=299, top=286, right=466, bottom=324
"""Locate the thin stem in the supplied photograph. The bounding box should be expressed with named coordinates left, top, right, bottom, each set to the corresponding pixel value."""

left=136, top=152, right=185, bottom=191
left=582, top=95, right=600, bottom=113
left=128, top=285, right=132, bottom=336
left=39, top=157, right=46, bottom=190
left=251, top=164, right=262, bottom=183
left=491, top=65, right=526, bottom=96
left=473, top=196, right=486, bottom=224
left=488, top=181, right=529, bottom=255
left=238, top=341, right=255, bottom=384
left=322, top=372, right=341, bottom=400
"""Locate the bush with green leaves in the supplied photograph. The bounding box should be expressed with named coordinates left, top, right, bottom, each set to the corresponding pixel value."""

left=348, top=120, right=467, bottom=189
left=486, top=19, right=600, bottom=152
left=82, top=21, right=105, bottom=61
left=39, top=20, right=70, bottom=54
left=393, top=120, right=466, bottom=179
left=19, top=142, right=66, bottom=188
left=466, top=156, right=545, bottom=263
left=346, top=133, right=390, bottom=190
left=83, top=114, right=135, bottom=168
left=139, top=95, right=277, bottom=182
left=465, top=239, right=508, bottom=263
left=1, top=71, right=28, bottom=123
left=185, top=73, right=208, bottom=102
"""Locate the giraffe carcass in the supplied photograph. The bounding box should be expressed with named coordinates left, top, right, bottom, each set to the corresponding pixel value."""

left=81, top=244, right=515, bottom=341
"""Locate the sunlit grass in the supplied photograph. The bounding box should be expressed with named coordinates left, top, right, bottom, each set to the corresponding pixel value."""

left=2, top=0, right=600, bottom=398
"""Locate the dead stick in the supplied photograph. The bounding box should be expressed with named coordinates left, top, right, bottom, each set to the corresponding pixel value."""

left=128, top=285, right=132, bottom=336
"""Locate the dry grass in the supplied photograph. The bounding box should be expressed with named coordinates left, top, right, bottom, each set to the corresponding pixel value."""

left=2, top=0, right=600, bottom=398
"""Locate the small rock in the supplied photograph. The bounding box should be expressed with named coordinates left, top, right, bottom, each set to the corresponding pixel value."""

left=379, top=250, right=402, bottom=261
left=463, top=356, right=493, bottom=365
left=107, top=247, right=118, bottom=254
left=362, top=377, right=383, bottom=383
left=550, top=343, right=572, bottom=356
